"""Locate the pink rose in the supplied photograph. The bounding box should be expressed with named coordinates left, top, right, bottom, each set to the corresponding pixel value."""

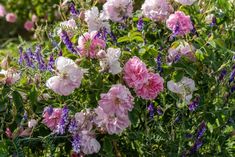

left=77, top=31, right=106, bottom=58
left=98, top=84, right=134, bottom=115
left=5, top=13, right=17, bottom=23
left=0, top=4, right=6, bottom=17
left=123, top=56, right=149, bottom=89
left=166, top=11, right=193, bottom=36
left=24, top=20, right=34, bottom=31
left=42, top=107, right=62, bottom=131
left=135, top=72, right=164, bottom=100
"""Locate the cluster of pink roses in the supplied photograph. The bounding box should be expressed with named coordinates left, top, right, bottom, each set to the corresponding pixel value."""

left=124, top=56, right=164, bottom=100
left=0, top=4, right=36, bottom=31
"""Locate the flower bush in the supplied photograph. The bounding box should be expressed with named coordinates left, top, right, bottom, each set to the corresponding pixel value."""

left=0, top=0, right=235, bottom=156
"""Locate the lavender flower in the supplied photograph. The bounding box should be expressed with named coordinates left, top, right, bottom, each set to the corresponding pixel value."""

left=18, top=47, right=24, bottom=65
left=26, top=48, right=35, bottom=61
left=147, top=103, right=155, bottom=119
left=72, top=134, right=81, bottom=153
left=155, top=54, right=162, bottom=73
left=23, top=51, right=34, bottom=68
left=231, top=85, right=235, bottom=93
left=229, top=68, right=235, bottom=83
left=210, top=17, right=217, bottom=27
left=35, top=45, right=46, bottom=71
left=196, top=121, right=206, bottom=139
left=69, top=2, right=79, bottom=16
left=188, top=96, right=200, bottom=112
left=61, top=30, right=77, bottom=54
left=59, top=50, right=63, bottom=56
left=68, top=118, right=78, bottom=134
left=47, top=54, right=54, bottom=71
left=156, top=106, right=163, bottom=115
left=56, top=106, right=69, bottom=134
left=190, top=140, right=203, bottom=154
left=137, top=17, right=144, bottom=31
left=219, top=69, right=227, bottom=81
left=110, top=31, right=117, bottom=43
left=46, top=106, right=54, bottom=116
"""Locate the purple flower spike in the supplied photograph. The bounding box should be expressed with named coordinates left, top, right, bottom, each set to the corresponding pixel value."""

left=188, top=96, right=200, bottom=112
left=23, top=51, right=34, bottom=68
left=196, top=121, right=206, bottom=139
left=47, top=54, right=55, bottom=71
left=137, top=17, right=144, bottom=31
left=72, top=134, right=81, bottom=153
left=69, top=2, right=79, bottom=16
left=147, top=103, right=155, bottom=119
left=190, top=140, right=203, bottom=154
left=210, top=17, right=217, bottom=27
left=56, top=106, right=69, bottom=135
left=229, top=68, right=235, bottom=83
left=156, top=106, right=163, bottom=115
left=35, top=45, right=46, bottom=71
left=155, top=54, right=162, bottom=73
left=18, top=47, right=24, bottom=65
left=61, top=30, right=77, bottom=54
left=68, top=118, right=78, bottom=134
left=110, top=31, right=117, bottom=43
left=219, top=69, right=227, bottom=81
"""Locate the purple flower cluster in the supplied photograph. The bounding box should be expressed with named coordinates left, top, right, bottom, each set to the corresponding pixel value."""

left=155, top=54, right=162, bottom=73
left=69, top=2, right=79, bottom=16
left=56, top=106, right=69, bottom=135
left=72, top=134, right=81, bottom=153
left=190, top=121, right=206, bottom=154
left=18, top=46, right=55, bottom=71
left=68, top=118, right=78, bottom=134
left=137, top=17, right=144, bottom=31
left=188, top=96, right=200, bottom=111
left=61, top=30, right=78, bottom=54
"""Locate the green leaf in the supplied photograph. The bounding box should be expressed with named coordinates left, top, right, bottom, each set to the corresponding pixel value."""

left=12, top=91, right=24, bottom=114
left=117, top=36, right=130, bottom=43
left=195, top=49, right=205, bottom=61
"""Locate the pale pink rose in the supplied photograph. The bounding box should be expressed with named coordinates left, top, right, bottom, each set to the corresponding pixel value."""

left=46, top=57, right=84, bottom=96
left=135, top=72, right=164, bottom=100
left=123, top=56, right=149, bottom=89
left=28, top=119, right=37, bottom=128
left=103, top=0, right=133, bottom=22
left=175, top=0, right=196, bottom=5
left=0, top=69, right=20, bottom=85
left=5, top=13, right=17, bottom=23
left=77, top=31, right=106, bottom=58
left=0, top=4, right=6, bottom=17
left=166, top=11, right=193, bottom=36
left=85, top=6, right=110, bottom=32
left=31, top=14, right=38, bottom=22
left=94, top=107, right=130, bottom=134
left=80, top=132, right=101, bottom=154
left=74, top=110, right=93, bottom=131
left=42, top=107, right=62, bottom=131
left=99, top=84, right=134, bottom=115
left=167, top=77, right=196, bottom=104
left=24, top=20, right=34, bottom=31
left=141, top=0, right=173, bottom=22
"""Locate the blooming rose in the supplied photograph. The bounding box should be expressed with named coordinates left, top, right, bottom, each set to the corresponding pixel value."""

left=141, top=0, right=173, bottom=22
left=94, top=107, right=130, bottom=134
left=123, top=56, right=149, bottom=89
left=135, top=72, right=164, bottom=100
left=103, top=0, right=133, bottom=22
left=5, top=13, right=17, bottom=23
left=42, top=107, right=62, bottom=131
left=24, top=20, right=34, bottom=31
left=98, top=84, right=134, bottom=115
left=0, top=68, right=20, bottom=85
left=0, top=4, right=6, bottom=17
left=99, top=48, right=122, bottom=75
left=85, top=6, right=110, bottom=32
left=167, top=77, right=196, bottom=103
left=80, top=131, right=101, bottom=154
left=166, top=11, right=193, bottom=36
left=46, top=57, right=84, bottom=96
left=77, top=31, right=106, bottom=58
